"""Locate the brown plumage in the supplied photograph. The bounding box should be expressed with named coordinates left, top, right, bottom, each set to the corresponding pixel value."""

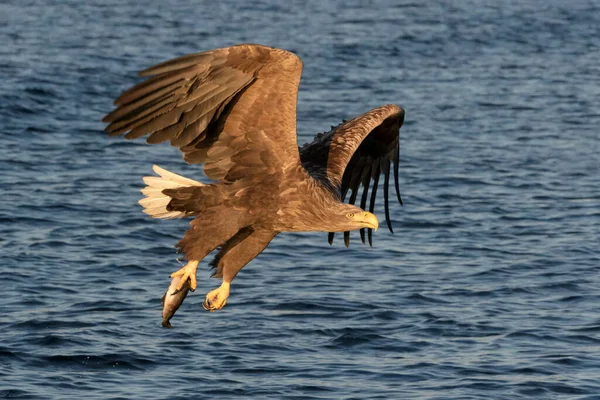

left=104, top=44, right=404, bottom=318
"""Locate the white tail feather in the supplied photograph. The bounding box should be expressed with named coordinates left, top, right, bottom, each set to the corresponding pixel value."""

left=139, top=165, right=205, bottom=219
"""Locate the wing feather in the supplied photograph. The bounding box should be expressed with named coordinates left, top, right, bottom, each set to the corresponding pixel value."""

left=104, top=80, right=182, bottom=123
left=382, top=159, right=393, bottom=233
left=300, top=104, right=405, bottom=246
left=359, top=157, right=372, bottom=244
left=113, top=69, right=193, bottom=105
left=138, top=53, right=214, bottom=77
left=393, top=144, right=403, bottom=205
left=104, top=44, right=303, bottom=183
left=367, top=159, right=381, bottom=246
left=108, top=95, right=179, bottom=136
left=124, top=103, right=188, bottom=139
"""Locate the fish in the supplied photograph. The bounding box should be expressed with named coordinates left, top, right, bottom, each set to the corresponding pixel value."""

left=161, top=276, right=191, bottom=328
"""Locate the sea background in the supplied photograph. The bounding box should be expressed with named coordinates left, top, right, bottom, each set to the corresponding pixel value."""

left=1, top=0, right=599, bottom=398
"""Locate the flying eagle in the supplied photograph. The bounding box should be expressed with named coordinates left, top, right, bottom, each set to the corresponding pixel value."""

left=104, top=44, right=405, bottom=312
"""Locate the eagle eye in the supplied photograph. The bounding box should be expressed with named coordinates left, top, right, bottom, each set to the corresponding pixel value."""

left=346, top=212, right=355, bottom=218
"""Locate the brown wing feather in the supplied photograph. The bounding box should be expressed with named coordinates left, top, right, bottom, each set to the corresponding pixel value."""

left=104, top=44, right=303, bottom=182
left=300, top=104, right=405, bottom=244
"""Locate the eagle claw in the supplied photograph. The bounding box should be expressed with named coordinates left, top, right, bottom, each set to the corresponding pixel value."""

left=202, top=298, right=227, bottom=312
left=169, top=260, right=198, bottom=292
left=202, top=283, right=230, bottom=312
left=202, top=299, right=214, bottom=311
left=171, top=286, right=190, bottom=296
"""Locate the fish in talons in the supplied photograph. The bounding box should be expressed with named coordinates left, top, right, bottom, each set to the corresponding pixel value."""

left=161, top=276, right=191, bottom=328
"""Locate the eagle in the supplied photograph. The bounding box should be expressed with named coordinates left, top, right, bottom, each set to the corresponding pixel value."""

left=103, top=44, right=405, bottom=312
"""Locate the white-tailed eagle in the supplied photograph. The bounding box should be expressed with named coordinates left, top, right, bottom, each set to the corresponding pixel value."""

left=103, top=44, right=404, bottom=321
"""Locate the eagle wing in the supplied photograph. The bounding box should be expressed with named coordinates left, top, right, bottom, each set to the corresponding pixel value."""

left=104, top=44, right=303, bottom=182
left=299, top=104, right=405, bottom=246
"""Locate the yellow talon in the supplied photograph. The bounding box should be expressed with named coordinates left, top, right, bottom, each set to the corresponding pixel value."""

left=169, top=260, right=198, bottom=292
left=202, top=282, right=230, bottom=311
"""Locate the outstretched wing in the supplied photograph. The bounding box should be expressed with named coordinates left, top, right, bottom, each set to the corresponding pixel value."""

left=299, top=104, right=405, bottom=246
left=104, top=44, right=303, bottom=182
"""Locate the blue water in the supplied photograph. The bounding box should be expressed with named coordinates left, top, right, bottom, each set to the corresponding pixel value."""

left=1, top=0, right=599, bottom=398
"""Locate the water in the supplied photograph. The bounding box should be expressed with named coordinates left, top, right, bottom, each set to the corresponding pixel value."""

left=1, top=0, right=599, bottom=398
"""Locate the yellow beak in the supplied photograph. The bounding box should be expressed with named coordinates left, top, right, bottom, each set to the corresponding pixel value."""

left=362, top=212, right=379, bottom=231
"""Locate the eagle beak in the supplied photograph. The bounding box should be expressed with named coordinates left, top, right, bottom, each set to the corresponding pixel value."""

left=363, top=212, right=379, bottom=231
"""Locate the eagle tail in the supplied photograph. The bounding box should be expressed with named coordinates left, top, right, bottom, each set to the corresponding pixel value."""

left=139, top=165, right=205, bottom=219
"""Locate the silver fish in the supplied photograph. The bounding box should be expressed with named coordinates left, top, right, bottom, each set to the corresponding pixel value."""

left=161, top=277, right=190, bottom=328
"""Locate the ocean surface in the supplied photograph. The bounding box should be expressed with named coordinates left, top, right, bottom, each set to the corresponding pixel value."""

left=1, top=0, right=599, bottom=398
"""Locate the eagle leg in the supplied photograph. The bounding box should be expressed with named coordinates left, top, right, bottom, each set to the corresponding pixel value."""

left=202, top=282, right=230, bottom=312
left=202, top=228, right=277, bottom=312
left=169, top=260, right=199, bottom=293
